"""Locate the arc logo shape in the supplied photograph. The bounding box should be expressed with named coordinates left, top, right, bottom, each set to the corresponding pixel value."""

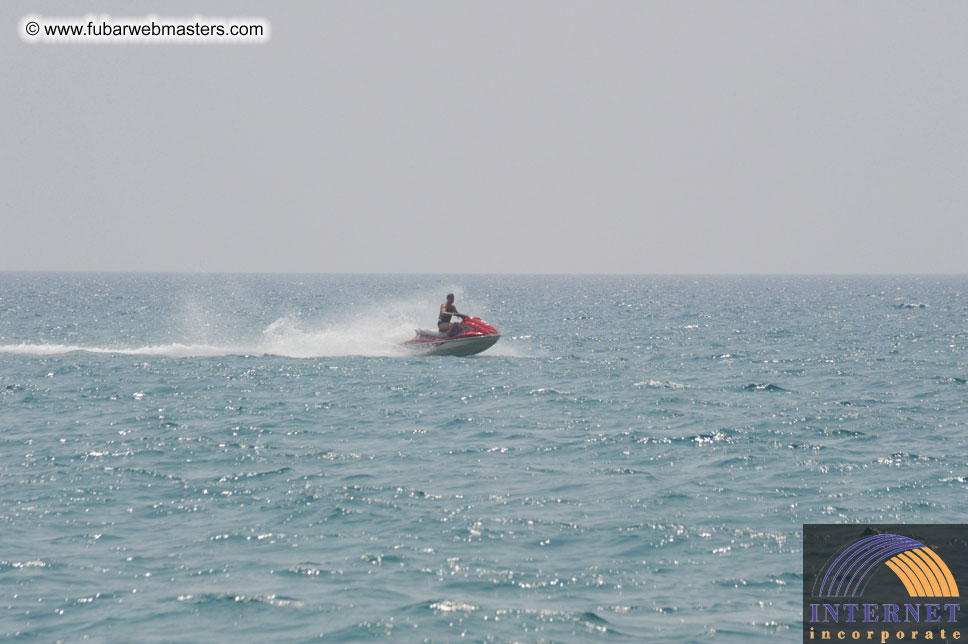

left=814, top=533, right=960, bottom=598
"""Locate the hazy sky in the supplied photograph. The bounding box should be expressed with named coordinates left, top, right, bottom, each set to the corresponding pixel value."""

left=3, top=1, right=967, bottom=274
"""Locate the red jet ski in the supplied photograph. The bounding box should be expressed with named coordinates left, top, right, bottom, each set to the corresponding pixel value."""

left=402, top=316, right=501, bottom=356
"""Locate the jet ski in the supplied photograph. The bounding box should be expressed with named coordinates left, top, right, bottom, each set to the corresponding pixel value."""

left=402, top=316, right=501, bottom=356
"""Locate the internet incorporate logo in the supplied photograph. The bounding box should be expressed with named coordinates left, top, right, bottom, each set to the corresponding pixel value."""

left=803, top=526, right=967, bottom=643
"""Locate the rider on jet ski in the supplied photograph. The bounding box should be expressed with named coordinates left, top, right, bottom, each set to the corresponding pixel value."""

left=438, top=293, right=467, bottom=337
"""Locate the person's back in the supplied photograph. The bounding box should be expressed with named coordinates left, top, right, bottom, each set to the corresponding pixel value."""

left=438, top=293, right=465, bottom=336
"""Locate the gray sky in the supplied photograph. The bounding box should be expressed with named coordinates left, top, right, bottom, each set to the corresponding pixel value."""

left=3, top=1, right=967, bottom=274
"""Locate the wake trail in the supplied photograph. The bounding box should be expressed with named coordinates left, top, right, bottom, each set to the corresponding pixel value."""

left=0, top=317, right=415, bottom=358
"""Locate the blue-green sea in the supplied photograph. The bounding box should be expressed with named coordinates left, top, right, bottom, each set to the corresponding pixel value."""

left=2, top=273, right=966, bottom=642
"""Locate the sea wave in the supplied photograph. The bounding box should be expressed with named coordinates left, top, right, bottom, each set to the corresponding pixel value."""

left=634, top=380, right=686, bottom=389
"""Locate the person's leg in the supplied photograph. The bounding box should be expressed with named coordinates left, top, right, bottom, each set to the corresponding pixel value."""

left=438, top=322, right=460, bottom=337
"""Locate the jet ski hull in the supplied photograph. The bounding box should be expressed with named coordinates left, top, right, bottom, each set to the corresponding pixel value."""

left=406, top=333, right=500, bottom=357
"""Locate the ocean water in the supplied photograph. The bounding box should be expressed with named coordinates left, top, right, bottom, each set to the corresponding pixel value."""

left=1, top=273, right=966, bottom=642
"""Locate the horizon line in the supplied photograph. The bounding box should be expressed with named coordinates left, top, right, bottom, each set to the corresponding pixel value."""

left=1, top=270, right=966, bottom=278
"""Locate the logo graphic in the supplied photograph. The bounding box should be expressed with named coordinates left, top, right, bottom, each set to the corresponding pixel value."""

left=804, top=525, right=968, bottom=643
left=815, top=533, right=959, bottom=599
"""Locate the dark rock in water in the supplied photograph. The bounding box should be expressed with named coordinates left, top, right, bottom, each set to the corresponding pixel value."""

left=743, top=383, right=789, bottom=392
